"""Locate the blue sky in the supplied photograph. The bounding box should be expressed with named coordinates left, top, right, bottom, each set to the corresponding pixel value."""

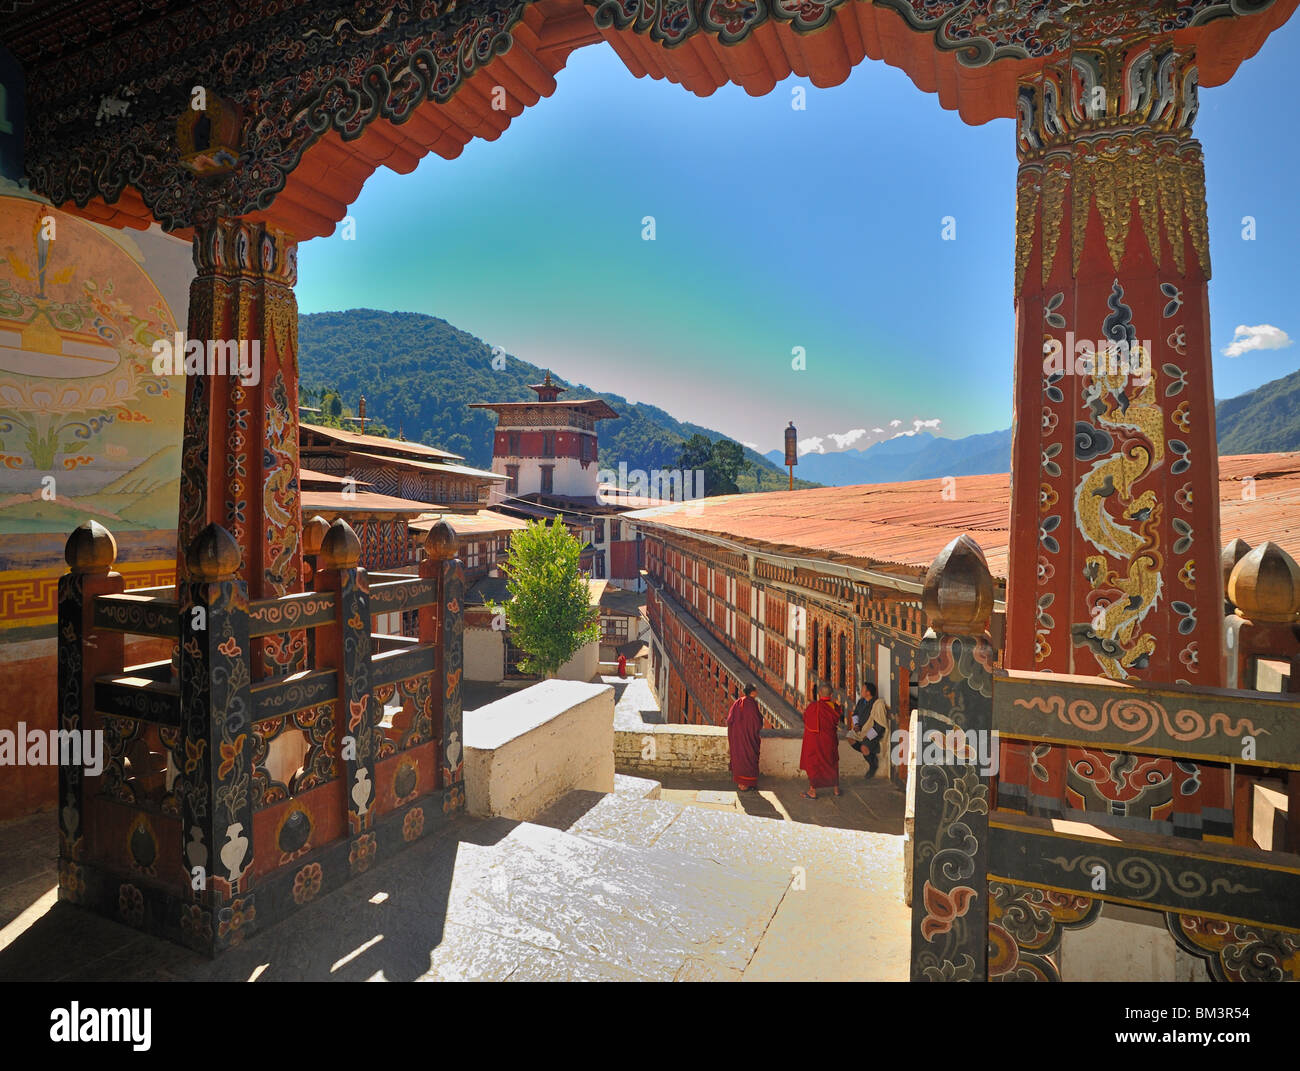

left=297, top=17, right=1300, bottom=457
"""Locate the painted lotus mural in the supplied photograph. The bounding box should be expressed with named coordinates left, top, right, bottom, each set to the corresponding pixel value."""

left=0, top=190, right=190, bottom=535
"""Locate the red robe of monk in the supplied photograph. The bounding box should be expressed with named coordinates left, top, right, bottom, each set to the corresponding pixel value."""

left=800, top=697, right=842, bottom=789
left=726, top=695, right=762, bottom=789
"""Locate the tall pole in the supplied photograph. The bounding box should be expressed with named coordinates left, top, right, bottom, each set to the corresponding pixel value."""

left=784, top=420, right=798, bottom=492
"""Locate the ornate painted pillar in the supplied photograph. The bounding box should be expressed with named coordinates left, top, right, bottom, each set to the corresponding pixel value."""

left=177, top=218, right=303, bottom=601
left=911, top=535, right=996, bottom=982
left=1003, top=35, right=1231, bottom=838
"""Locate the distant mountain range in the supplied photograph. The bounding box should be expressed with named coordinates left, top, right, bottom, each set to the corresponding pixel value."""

left=773, top=367, right=1299, bottom=486
left=298, top=310, right=1297, bottom=492
left=297, top=310, right=818, bottom=493
left=1216, top=366, right=1300, bottom=455
left=768, top=428, right=1014, bottom=486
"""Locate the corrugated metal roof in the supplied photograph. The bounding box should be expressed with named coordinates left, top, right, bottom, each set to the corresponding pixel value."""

left=468, top=399, right=620, bottom=420
left=349, top=450, right=504, bottom=481
left=409, top=510, right=529, bottom=535
left=300, top=468, right=372, bottom=488
left=300, top=422, right=463, bottom=461
left=301, top=490, right=430, bottom=515
left=626, top=453, right=1300, bottom=583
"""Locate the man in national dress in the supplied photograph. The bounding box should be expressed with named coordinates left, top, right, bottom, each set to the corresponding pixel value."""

left=726, top=683, right=763, bottom=791
left=800, top=682, right=843, bottom=798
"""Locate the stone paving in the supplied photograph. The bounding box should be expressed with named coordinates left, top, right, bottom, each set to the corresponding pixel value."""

left=0, top=770, right=909, bottom=981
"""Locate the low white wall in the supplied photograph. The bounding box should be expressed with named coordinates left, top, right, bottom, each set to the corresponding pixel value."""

left=465, top=627, right=504, bottom=683
left=614, top=722, right=864, bottom=781
left=557, top=638, right=599, bottom=682
left=463, top=679, right=615, bottom=821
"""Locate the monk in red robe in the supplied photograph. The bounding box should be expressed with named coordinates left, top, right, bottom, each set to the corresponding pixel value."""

left=800, top=683, right=843, bottom=798
left=726, top=684, right=762, bottom=791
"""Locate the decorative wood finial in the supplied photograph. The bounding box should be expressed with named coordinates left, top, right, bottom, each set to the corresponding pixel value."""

left=424, top=520, right=458, bottom=562
left=1221, top=538, right=1251, bottom=605
left=320, top=519, right=361, bottom=570
left=186, top=523, right=241, bottom=581
left=65, top=520, right=117, bottom=574
left=302, top=515, right=330, bottom=558
left=923, top=534, right=994, bottom=634
left=1228, top=541, right=1300, bottom=624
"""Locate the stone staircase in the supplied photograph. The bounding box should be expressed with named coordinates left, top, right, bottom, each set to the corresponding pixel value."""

left=519, top=776, right=911, bottom=981
left=0, top=775, right=909, bottom=982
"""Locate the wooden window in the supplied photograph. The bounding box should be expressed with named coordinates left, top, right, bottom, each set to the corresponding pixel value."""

left=540, top=465, right=554, bottom=494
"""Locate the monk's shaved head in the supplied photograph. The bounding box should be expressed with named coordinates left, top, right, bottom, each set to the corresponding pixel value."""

left=817, top=682, right=831, bottom=697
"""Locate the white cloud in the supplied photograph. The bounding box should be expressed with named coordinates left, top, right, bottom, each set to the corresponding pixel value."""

left=742, top=441, right=759, bottom=450
left=1222, top=323, right=1293, bottom=358
left=798, top=436, right=826, bottom=456
left=871, top=427, right=884, bottom=434
left=827, top=428, right=868, bottom=450
left=891, top=417, right=943, bottom=438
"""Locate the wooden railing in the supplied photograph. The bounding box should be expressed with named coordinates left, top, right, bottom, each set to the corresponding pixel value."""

left=57, top=516, right=466, bottom=955
left=908, top=535, right=1300, bottom=984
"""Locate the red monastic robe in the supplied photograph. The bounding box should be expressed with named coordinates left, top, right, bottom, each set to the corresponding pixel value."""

left=726, top=696, right=762, bottom=788
left=800, top=698, right=842, bottom=788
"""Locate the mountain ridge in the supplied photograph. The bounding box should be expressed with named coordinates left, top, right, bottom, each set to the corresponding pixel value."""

left=297, top=309, right=818, bottom=493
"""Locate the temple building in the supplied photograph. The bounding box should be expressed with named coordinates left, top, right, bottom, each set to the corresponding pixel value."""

left=4, top=0, right=1300, bottom=981
left=470, top=374, right=653, bottom=590
left=629, top=454, right=1300, bottom=791
left=300, top=421, right=504, bottom=511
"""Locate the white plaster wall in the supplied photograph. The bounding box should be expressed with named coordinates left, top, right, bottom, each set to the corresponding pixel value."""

left=465, top=627, right=504, bottom=683
left=557, top=638, right=599, bottom=682
left=463, top=680, right=615, bottom=821
left=495, top=456, right=596, bottom=499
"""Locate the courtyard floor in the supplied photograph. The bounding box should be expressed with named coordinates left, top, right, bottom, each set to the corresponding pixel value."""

left=0, top=769, right=908, bottom=982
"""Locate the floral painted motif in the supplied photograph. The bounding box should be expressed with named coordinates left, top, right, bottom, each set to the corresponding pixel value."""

left=349, top=832, right=377, bottom=874
left=291, top=862, right=323, bottom=905
left=118, top=883, right=144, bottom=927
left=403, top=807, right=425, bottom=842
left=217, top=896, right=256, bottom=942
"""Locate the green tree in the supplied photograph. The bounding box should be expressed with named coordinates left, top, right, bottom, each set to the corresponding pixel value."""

left=706, top=438, right=750, bottom=496
left=496, top=517, right=599, bottom=677
left=677, top=433, right=713, bottom=473
left=676, top=433, right=751, bottom=496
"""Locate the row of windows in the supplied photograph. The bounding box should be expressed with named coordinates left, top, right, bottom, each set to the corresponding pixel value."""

left=504, top=431, right=595, bottom=461
left=503, top=464, right=554, bottom=495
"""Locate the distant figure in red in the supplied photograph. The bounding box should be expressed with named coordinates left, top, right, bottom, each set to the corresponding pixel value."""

left=617, top=653, right=628, bottom=678
left=726, top=683, right=762, bottom=791
left=800, top=682, right=843, bottom=798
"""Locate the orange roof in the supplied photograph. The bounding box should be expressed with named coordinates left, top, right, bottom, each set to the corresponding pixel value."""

left=300, top=468, right=372, bottom=488
left=300, top=422, right=463, bottom=461
left=348, top=450, right=504, bottom=481
left=627, top=453, right=1300, bottom=585
left=409, top=510, right=529, bottom=536
left=301, top=490, right=430, bottom=515
left=468, top=398, right=619, bottom=420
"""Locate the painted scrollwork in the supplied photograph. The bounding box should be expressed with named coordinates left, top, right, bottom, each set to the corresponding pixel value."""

left=20, top=0, right=529, bottom=231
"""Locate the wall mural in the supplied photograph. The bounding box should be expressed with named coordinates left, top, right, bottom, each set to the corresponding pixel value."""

left=0, top=185, right=192, bottom=634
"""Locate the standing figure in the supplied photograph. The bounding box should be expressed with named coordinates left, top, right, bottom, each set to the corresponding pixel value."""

left=849, top=681, right=889, bottom=779
left=800, top=682, right=843, bottom=798
left=726, top=683, right=763, bottom=791
left=617, top=652, right=628, bottom=678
